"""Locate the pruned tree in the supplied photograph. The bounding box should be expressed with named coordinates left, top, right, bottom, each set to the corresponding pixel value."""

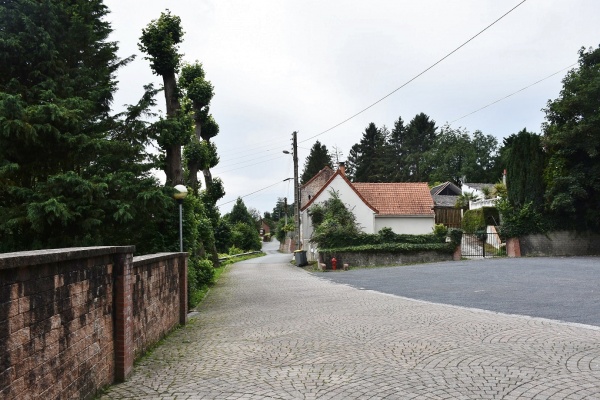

left=139, top=10, right=187, bottom=185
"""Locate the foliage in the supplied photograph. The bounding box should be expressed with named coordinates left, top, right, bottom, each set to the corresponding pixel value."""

left=214, top=218, right=232, bottom=253
left=542, top=45, right=600, bottom=228
left=0, top=0, right=176, bottom=252
left=227, top=246, right=244, bottom=255
left=501, top=129, right=546, bottom=209
left=349, top=123, right=389, bottom=182
left=230, top=222, right=262, bottom=251
left=275, top=220, right=294, bottom=243
left=139, top=10, right=183, bottom=76
left=341, top=114, right=498, bottom=185
left=308, top=190, right=361, bottom=248
left=300, top=140, right=333, bottom=184
left=319, top=242, right=455, bottom=254
left=428, top=125, right=499, bottom=185
left=462, top=207, right=499, bottom=232
left=496, top=199, right=549, bottom=238
left=433, top=224, right=448, bottom=237
left=225, top=197, right=256, bottom=227
left=448, top=228, right=463, bottom=247
left=462, top=209, right=485, bottom=232
left=454, top=192, right=480, bottom=209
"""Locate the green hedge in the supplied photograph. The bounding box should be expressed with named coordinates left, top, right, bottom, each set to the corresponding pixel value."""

left=320, top=242, right=455, bottom=254
left=462, top=207, right=499, bottom=232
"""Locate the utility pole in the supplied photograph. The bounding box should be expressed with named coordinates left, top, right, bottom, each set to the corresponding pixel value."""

left=292, top=131, right=301, bottom=250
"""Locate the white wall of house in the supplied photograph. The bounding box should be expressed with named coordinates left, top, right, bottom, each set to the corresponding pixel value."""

left=301, top=175, right=376, bottom=244
left=374, top=216, right=435, bottom=234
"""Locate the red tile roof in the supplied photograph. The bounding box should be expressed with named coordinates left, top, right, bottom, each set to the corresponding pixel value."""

left=352, top=182, right=434, bottom=216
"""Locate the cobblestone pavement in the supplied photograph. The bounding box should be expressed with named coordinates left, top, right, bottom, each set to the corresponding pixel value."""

left=100, top=247, right=600, bottom=399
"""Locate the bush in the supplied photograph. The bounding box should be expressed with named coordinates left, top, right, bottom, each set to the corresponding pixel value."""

left=497, top=199, right=549, bottom=238
left=230, top=222, right=261, bottom=251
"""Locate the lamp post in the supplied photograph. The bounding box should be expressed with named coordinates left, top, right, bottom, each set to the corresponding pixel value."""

left=173, top=184, right=188, bottom=252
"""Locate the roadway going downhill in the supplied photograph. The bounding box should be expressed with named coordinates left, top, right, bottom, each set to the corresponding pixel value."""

left=100, top=244, right=600, bottom=399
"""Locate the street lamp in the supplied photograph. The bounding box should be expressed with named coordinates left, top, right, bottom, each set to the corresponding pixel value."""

left=173, top=184, right=188, bottom=252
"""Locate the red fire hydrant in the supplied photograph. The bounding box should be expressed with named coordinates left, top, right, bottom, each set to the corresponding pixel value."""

left=331, top=257, right=337, bottom=270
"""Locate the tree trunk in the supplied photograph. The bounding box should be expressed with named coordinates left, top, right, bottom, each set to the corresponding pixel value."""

left=163, top=72, right=183, bottom=185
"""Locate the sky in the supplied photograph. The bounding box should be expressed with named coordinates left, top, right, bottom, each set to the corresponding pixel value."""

left=103, top=0, right=600, bottom=216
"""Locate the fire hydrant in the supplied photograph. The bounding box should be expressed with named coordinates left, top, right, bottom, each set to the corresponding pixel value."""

left=331, top=257, right=337, bottom=270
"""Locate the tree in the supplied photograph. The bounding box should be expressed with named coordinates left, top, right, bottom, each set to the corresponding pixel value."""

left=0, top=0, right=174, bottom=252
left=428, top=125, right=499, bottom=185
left=139, top=10, right=187, bottom=186
left=271, top=197, right=293, bottom=222
left=300, top=140, right=333, bottom=184
left=403, top=113, right=437, bottom=182
left=500, top=129, right=546, bottom=209
left=428, top=126, right=475, bottom=185
left=542, top=45, right=600, bottom=227
left=226, top=198, right=256, bottom=227
left=384, top=116, right=407, bottom=182
left=352, top=123, right=388, bottom=182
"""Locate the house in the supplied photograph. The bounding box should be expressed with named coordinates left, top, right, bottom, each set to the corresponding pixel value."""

left=300, top=163, right=435, bottom=252
left=430, top=181, right=462, bottom=228
left=462, top=182, right=496, bottom=210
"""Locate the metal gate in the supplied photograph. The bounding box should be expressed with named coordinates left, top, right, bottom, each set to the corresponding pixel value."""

left=461, top=231, right=505, bottom=258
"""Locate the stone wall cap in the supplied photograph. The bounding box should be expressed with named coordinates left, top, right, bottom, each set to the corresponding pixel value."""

left=0, top=246, right=135, bottom=270
left=133, top=252, right=188, bottom=266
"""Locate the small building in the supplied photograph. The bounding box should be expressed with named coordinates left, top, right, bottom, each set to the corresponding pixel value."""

left=300, top=163, right=435, bottom=252
left=430, top=181, right=462, bottom=228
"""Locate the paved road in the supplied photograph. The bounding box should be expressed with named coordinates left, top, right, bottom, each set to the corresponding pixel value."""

left=318, top=257, right=600, bottom=327
left=100, top=245, right=600, bottom=399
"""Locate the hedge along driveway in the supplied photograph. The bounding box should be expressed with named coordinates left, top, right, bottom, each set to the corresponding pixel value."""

left=317, top=256, right=600, bottom=327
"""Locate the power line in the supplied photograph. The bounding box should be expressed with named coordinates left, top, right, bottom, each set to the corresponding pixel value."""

left=294, top=0, right=529, bottom=143
left=216, top=178, right=293, bottom=208
left=216, top=1, right=529, bottom=171
left=449, top=62, right=577, bottom=124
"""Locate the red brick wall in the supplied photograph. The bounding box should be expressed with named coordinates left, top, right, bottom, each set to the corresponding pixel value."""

left=0, top=247, right=187, bottom=399
left=131, top=254, right=186, bottom=359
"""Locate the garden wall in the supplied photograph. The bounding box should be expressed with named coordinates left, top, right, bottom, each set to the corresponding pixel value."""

left=319, top=249, right=457, bottom=269
left=519, top=231, right=600, bottom=256
left=0, top=247, right=187, bottom=400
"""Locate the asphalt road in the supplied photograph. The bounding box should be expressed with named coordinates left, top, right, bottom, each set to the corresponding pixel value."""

left=316, top=256, right=600, bottom=327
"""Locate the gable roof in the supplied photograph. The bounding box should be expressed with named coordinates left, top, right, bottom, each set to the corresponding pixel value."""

left=300, top=165, right=334, bottom=188
left=353, top=182, right=434, bottom=216
left=300, top=169, right=378, bottom=213
left=301, top=167, right=434, bottom=216
left=430, top=181, right=462, bottom=196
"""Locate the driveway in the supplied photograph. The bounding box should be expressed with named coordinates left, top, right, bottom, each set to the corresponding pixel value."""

left=99, top=247, right=600, bottom=399
left=317, top=257, right=600, bottom=327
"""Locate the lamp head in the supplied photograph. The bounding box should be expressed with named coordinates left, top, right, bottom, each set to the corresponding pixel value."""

left=173, top=184, right=188, bottom=200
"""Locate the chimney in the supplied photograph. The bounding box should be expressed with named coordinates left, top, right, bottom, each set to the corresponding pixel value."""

left=338, top=161, right=346, bottom=176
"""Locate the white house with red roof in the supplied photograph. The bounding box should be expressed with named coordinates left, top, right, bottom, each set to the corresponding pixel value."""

left=300, top=163, right=435, bottom=251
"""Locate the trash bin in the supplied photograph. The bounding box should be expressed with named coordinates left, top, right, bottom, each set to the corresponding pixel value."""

left=294, top=250, right=308, bottom=267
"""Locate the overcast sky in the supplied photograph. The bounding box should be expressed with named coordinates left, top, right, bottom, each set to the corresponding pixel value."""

left=103, top=0, right=600, bottom=216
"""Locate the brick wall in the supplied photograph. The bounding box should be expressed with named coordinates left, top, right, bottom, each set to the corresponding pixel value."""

left=0, top=247, right=187, bottom=400
left=300, top=167, right=334, bottom=209
left=131, top=254, right=187, bottom=359
left=519, top=231, right=600, bottom=256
